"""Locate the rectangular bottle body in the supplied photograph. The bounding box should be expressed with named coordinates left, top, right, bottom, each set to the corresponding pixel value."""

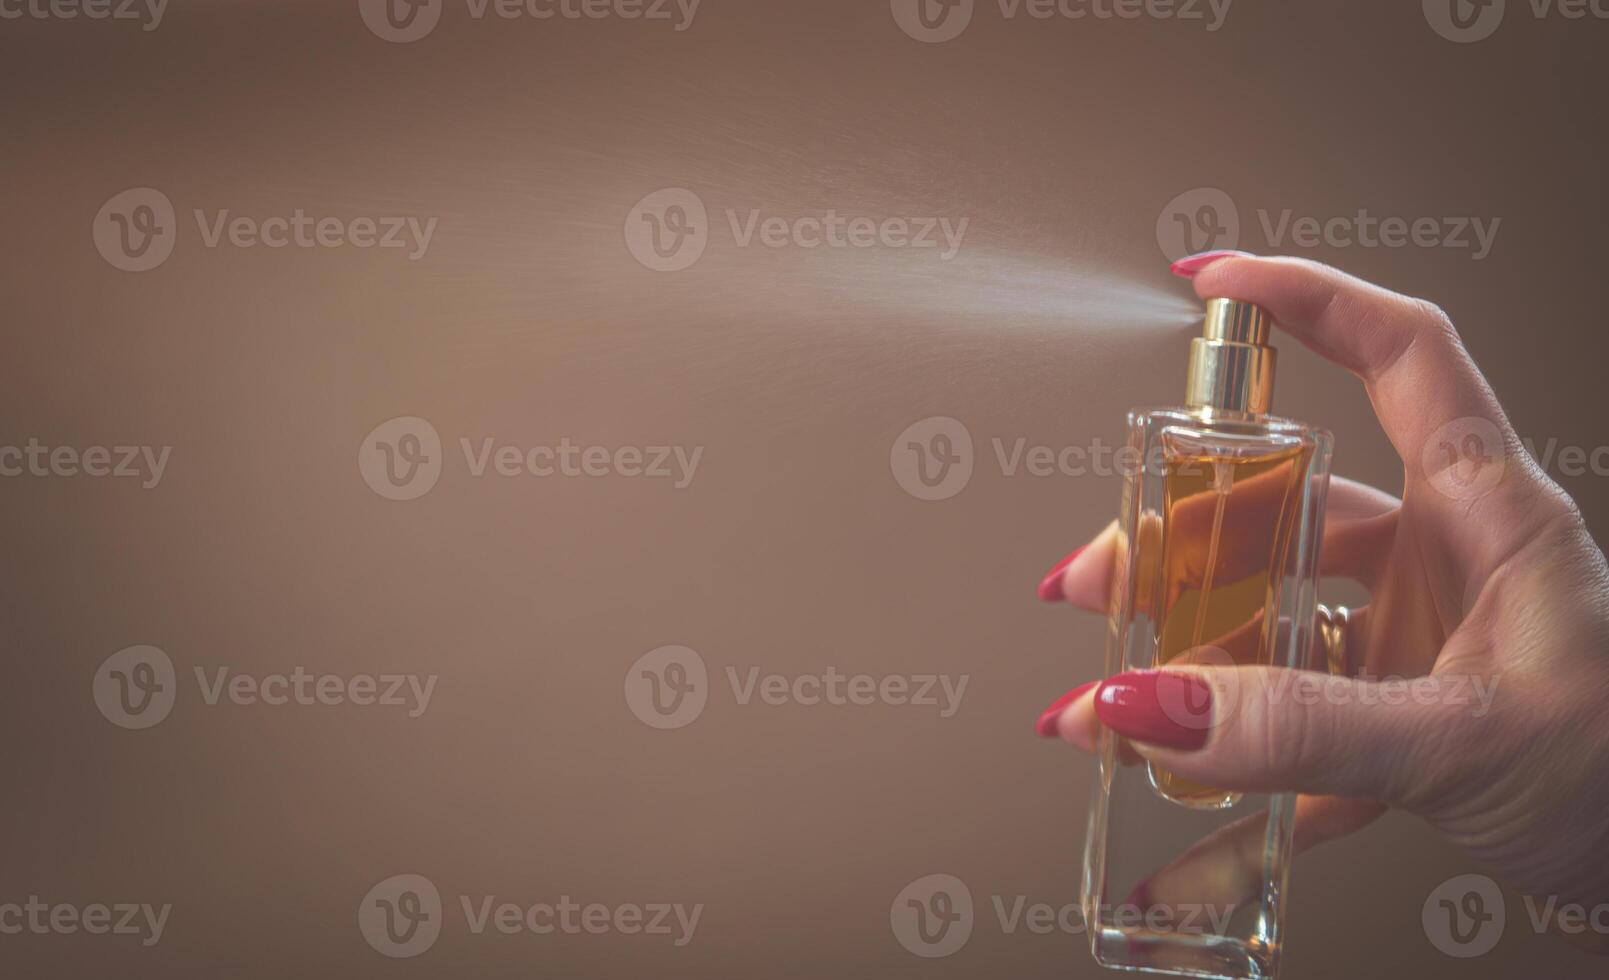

left=1082, top=407, right=1332, bottom=980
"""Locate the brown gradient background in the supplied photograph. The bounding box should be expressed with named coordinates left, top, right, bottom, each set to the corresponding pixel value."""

left=3, top=0, right=1607, bottom=977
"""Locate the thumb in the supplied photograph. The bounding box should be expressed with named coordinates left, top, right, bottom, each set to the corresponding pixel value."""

left=1093, top=667, right=1465, bottom=806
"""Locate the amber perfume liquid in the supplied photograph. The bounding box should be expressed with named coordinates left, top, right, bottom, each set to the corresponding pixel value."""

left=1150, top=438, right=1308, bottom=808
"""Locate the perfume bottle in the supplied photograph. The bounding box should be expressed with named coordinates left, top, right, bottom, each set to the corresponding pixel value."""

left=1081, top=298, right=1333, bottom=980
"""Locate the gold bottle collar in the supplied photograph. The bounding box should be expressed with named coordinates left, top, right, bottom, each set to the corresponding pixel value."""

left=1185, top=298, right=1277, bottom=415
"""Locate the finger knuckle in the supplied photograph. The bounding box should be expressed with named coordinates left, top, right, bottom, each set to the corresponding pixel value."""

left=1409, top=297, right=1462, bottom=346
left=1247, top=674, right=1323, bottom=784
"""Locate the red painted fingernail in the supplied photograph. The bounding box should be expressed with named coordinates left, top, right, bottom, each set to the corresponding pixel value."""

left=1094, top=671, right=1213, bottom=750
left=1035, top=680, right=1099, bottom=738
left=1037, top=545, right=1087, bottom=602
left=1170, top=250, right=1254, bottom=278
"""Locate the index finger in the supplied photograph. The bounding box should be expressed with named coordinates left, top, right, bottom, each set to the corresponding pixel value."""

left=1188, top=255, right=1575, bottom=566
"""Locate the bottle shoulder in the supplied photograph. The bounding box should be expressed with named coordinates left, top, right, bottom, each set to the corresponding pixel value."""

left=1126, top=405, right=1332, bottom=442
left=1125, top=406, right=1333, bottom=464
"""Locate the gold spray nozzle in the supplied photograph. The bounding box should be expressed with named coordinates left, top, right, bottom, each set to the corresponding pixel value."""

left=1186, top=298, right=1277, bottom=415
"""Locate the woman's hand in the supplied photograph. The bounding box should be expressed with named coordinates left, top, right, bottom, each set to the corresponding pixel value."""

left=1035, top=254, right=1609, bottom=916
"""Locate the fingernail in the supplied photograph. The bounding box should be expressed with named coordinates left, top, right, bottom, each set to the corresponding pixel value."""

left=1037, top=546, right=1087, bottom=602
left=1094, top=671, right=1212, bottom=750
left=1035, top=680, right=1099, bottom=738
left=1170, top=250, right=1254, bottom=278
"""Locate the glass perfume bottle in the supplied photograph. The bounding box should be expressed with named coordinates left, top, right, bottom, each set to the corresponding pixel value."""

left=1081, top=298, right=1333, bottom=980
